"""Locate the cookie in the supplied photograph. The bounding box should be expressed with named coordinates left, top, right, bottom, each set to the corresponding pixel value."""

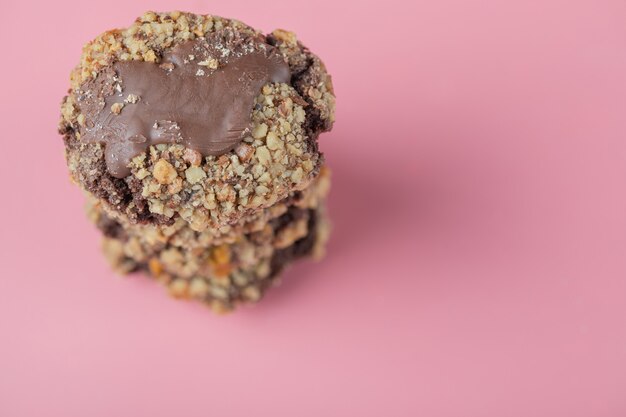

left=59, top=11, right=335, bottom=228
left=96, top=201, right=330, bottom=313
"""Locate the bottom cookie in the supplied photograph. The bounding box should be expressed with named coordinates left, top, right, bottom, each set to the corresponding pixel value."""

left=99, top=203, right=330, bottom=313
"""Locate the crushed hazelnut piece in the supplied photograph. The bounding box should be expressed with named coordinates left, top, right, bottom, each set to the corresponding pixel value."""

left=243, top=286, right=261, bottom=302
left=272, top=29, right=298, bottom=46
left=148, top=258, right=164, bottom=276
left=212, top=245, right=231, bottom=264
left=169, top=279, right=189, bottom=298
left=210, top=300, right=230, bottom=314
left=185, top=166, right=206, bottom=184
left=124, top=94, right=140, bottom=104
left=266, top=131, right=283, bottom=150
left=291, top=167, right=304, bottom=183
left=235, top=143, right=253, bottom=162
left=252, top=123, right=268, bottom=139
left=197, top=58, right=219, bottom=69
left=153, top=159, right=178, bottom=184
left=255, top=146, right=271, bottom=166
left=189, top=278, right=209, bottom=298
left=182, top=148, right=202, bottom=166
left=110, top=102, right=124, bottom=114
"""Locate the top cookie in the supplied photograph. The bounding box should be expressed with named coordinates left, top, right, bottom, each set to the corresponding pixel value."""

left=60, top=11, right=335, bottom=231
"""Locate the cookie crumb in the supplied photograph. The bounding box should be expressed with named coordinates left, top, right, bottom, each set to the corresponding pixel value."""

left=153, top=159, right=178, bottom=184
left=198, top=58, right=219, bottom=69
left=110, top=102, right=124, bottom=114
left=124, top=94, right=140, bottom=104
left=183, top=148, right=203, bottom=166
left=235, top=143, right=254, bottom=162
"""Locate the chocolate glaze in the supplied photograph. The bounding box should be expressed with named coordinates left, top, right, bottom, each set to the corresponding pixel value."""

left=78, top=35, right=290, bottom=178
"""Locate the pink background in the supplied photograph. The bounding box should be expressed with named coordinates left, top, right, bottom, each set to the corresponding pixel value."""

left=1, top=0, right=625, bottom=416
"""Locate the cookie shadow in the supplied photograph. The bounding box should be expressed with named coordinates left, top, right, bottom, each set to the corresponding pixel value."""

left=243, top=152, right=421, bottom=313
left=324, top=155, right=420, bottom=255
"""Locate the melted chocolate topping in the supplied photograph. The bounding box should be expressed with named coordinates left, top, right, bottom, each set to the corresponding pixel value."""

left=77, top=35, right=290, bottom=178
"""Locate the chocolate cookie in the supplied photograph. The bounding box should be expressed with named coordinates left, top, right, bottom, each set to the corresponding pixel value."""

left=60, top=11, right=335, bottom=228
left=96, top=201, right=330, bottom=313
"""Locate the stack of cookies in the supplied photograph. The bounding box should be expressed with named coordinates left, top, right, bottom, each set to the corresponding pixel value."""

left=59, top=11, right=335, bottom=312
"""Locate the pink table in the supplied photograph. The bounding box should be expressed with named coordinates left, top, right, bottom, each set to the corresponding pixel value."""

left=1, top=1, right=625, bottom=415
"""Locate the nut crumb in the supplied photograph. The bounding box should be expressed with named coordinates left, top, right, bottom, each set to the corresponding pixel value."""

left=252, top=123, right=268, bottom=139
left=153, top=159, right=178, bottom=184
left=235, top=143, right=253, bottom=162
left=185, top=166, right=206, bottom=184
left=110, top=102, right=124, bottom=114
left=197, top=58, right=219, bottom=69
left=255, top=146, right=271, bottom=166
left=159, top=62, right=175, bottom=71
left=189, top=278, right=209, bottom=298
left=266, top=131, right=283, bottom=150
left=272, top=29, right=298, bottom=46
left=183, top=148, right=202, bottom=166
left=169, top=279, right=189, bottom=298
left=124, top=94, right=140, bottom=104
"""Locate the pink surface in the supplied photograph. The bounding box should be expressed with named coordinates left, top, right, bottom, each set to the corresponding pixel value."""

left=1, top=0, right=625, bottom=416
